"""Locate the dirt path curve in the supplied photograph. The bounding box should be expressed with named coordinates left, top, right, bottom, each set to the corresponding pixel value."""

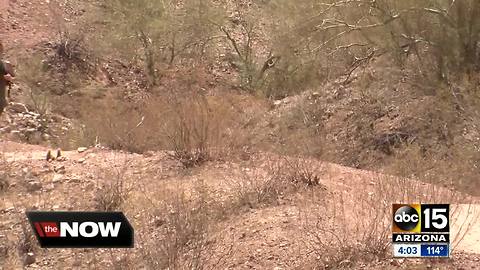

left=451, top=204, right=480, bottom=254
left=1, top=140, right=480, bottom=256
left=1, top=141, right=82, bottom=162
left=3, top=150, right=80, bottom=162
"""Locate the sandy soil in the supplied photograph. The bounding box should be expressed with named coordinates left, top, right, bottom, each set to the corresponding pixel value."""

left=1, top=140, right=480, bottom=269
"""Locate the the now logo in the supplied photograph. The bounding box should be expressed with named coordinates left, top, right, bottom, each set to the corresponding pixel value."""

left=27, top=212, right=134, bottom=248
left=33, top=222, right=121, bottom=238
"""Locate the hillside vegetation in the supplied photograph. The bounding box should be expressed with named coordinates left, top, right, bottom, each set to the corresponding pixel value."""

left=20, top=0, right=478, bottom=195
left=1, top=1, right=480, bottom=269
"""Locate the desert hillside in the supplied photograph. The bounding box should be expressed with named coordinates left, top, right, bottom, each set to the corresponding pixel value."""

left=1, top=0, right=480, bottom=269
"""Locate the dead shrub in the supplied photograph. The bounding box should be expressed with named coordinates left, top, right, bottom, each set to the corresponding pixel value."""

left=283, top=157, right=323, bottom=187
left=49, top=29, right=96, bottom=79
left=165, top=94, right=236, bottom=168
left=385, top=143, right=480, bottom=196
left=301, top=173, right=475, bottom=269
left=78, top=90, right=241, bottom=161
left=0, top=154, right=10, bottom=193
left=140, top=185, right=231, bottom=270
left=16, top=55, right=54, bottom=116
left=230, top=157, right=324, bottom=209
left=78, top=97, right=155, bottom=153
left=231, top=165, right=288, bottom=209
left=17, top=218, right=36, bottom=267
left=94, top=159, right=133, bottom=211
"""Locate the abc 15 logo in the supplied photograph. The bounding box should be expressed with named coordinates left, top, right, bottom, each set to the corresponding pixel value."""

left=392, top=204, right=449, bottom=233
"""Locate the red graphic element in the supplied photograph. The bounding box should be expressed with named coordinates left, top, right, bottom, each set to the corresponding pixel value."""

left=34, top=222, right=60, bottom=237
left=34, top=222, right=45, bottom=237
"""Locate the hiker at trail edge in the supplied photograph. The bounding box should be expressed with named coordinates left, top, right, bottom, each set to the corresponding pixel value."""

left=0, top=42, right=15, bottom=117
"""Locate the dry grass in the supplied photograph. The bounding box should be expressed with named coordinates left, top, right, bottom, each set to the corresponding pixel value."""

left=138, top=184, right=232, bottom=270
left=94, top=158, right=134, bottom=211
left=229, top=157, right=324, bottom=209
left=165, top=94, right=230, bottom=168
left=75, top=89, right=243, bottom=165
left=384, top=142, right=480, bottom=196
left=300, top=173, right=476, bottom=269
left=0, top=154, right=10, bottom=193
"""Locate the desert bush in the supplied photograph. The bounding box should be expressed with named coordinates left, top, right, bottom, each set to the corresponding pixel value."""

left=50, top=30, right=96, bottom=78
left=97, top=0, right=225, bottom=87
left=16, top=55, right=53, bottom=116
left=79, top=91, right=239, bottom=162
left=94, top=158, right=133, bottom=211
left=301, top=173, right=475, bottom=269
left=17, top=218, right=36, bottom=267
left=385, top=142, right=480, bottom=196
left=165, top=93, right=235, bottom=168
left=0, top=154, right=10, bottom=193
left=230, top=157, right=324, bottom=209
left=231, top=165, right=288, bottom=209
left=283, top=157, right=323, bottom=187
left=261, top=0, right=480, bottom=98
left=140, top=185, right=231, bottom=270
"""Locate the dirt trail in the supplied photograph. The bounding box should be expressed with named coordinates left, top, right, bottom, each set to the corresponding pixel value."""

left=1, top=140, right=480, bottom=270
left=451, top=204, right=480, bottom=254
left=3, top=150, right=80, bottom=162
left=3, top=143, right=480, bottom=255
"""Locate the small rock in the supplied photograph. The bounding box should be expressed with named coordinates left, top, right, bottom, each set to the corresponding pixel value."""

left=27, top=111, right=40, bottom=117
left=44, top=183, right=55, bottom=191
left=273, top=100, right=282, bottom=106
left=143, top=151, right=155, bottom=157
left=54, top=165, right=66, bottom=173
left=27, top=181, right=42, bottom=192
left=0, top=126, right=11, bottom=133
left=77, top=158, right=86, bottom=164
left=77, top=147, right=88, bottom=153
left=24, top=252, right=36, bottom=266
left=56, top=156, right=67, bottom=162
left=52, top=174, right=63, bottom=183
left=68, top=175, right=81, bottom=183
